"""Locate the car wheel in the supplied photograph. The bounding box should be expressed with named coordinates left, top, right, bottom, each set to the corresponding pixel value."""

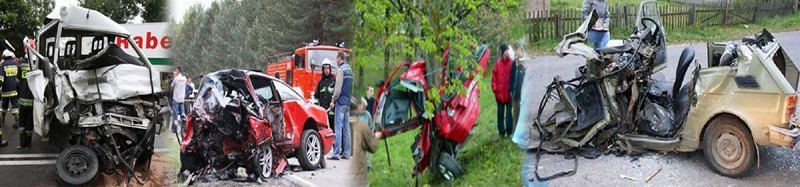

left=56, top=145, right=99, bottom=185
left=253, top=144, right=274, bottom=179
left=319, top=154, right=327, bottom=169
left=702, top=115, right=756, bottom=178
left=298, top=129, right=323, bottom=170
left=436, top=152, right=464, bottom=181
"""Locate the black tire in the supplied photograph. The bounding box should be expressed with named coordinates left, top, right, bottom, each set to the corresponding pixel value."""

left=252, top=144, right=274, bottom=179
left=319, top=154, right=327, bottom=169
left=436, top=152, right=464, bottom=180
left=56, top=145, right=99, bottom=185
left=702, top=115, right=756, bottom=178
left=298, top=129, right=323, bottom=170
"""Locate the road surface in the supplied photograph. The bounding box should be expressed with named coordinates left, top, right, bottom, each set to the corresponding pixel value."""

left=518, top=30, right=800, bottom=186
left=0, top=116, right=177, bottom=186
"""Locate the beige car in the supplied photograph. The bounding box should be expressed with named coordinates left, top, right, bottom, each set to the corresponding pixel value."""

left=536, top=0, right=799, bottom=179
left=627, top=34, right=800, bottom=177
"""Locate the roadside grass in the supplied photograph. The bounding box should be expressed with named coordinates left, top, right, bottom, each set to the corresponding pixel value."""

left=528, top=11, right=800, bottom=54
left=165, top=135, right=183, bottom=184
left=368, top=75, right=524, bottom=186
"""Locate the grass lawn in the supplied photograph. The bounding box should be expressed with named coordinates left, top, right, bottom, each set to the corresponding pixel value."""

left=367, top=75, right=525, bottom=186
left=528, top=11, right=800, bottom=54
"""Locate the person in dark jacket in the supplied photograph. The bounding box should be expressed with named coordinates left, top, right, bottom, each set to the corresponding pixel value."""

left=0, top=50, right=16, bottom=147
left=329, top=51, right=354, bottom=160
left=315, top=59, right=336, bottom=130
left=510, top=43, right=526, bottom=128
left=365, top=86, right=375, bottom=115
left=17, top=56, right=32, bottom=149
left=492, top=44, right=513, bottom=138
left=0, top=51, right=19, bottom=127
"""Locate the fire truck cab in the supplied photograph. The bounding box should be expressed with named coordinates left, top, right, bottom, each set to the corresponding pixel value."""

left=265, top=45, right=351, bottom=100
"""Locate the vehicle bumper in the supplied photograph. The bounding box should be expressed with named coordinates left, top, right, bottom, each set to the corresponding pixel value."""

left=768, top=124, right=800, bottom=148
left=319, top=128, right=335, bottom=154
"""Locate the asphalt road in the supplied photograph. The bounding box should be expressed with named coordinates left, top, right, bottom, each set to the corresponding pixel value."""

left=0, top=114, right=177, bottom=186
left=286, top=151, right=355, bottom=187
left=519, top=30, right=800, bottom=186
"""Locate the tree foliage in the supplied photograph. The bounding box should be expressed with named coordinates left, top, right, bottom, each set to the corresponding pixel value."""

left=0, top=0, right=49, bottom=56
left=79, top=0, right=167, bottom=23
left=353, top=0, right=523, bottom=116
left=81, top=0, right=142, bottom=23
left=141, top=0, right=168, bottom=22
left=170, top=0, right=354, bottom=77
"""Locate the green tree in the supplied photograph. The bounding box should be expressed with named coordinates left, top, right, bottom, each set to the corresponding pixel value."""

left=81, top=0, right=142, bottom=23
left=171, top=0, right=356, bottom=77
left=0, top=0, right=41, bottom=56
left=354, top=0, right=523, bottom=116
left=141, top=0, right=168, bottom=22
left=27, top=0, right=53, bottom=22
left=171, top=5, right=204, bottom=75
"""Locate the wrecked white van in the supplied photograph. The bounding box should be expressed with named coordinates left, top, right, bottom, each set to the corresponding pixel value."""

left=22, top=6, right=164, bottom=185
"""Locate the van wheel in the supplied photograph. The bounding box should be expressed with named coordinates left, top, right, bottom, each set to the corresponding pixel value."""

left=56, top=145, right=99, bottom=185
left=702, top=115, right=756, bottom=178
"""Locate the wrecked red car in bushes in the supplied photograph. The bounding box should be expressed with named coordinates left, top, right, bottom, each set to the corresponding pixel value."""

left=373, top=45, right=490, bottom=180
left=180, top=69, right=333, bottom=183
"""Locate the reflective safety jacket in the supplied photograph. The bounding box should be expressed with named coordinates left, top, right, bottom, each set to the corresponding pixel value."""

left=17, top=60, right=32, bottom=106
left=0, top=59, right=18, bottom=97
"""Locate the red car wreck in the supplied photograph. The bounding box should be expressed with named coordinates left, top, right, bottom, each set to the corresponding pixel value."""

left=373, top=45, right=490, bottom=180
left=179, top=69, right=333, bottom=183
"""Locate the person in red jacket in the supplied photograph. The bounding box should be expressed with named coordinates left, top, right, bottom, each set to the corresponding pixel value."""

left=492, top=44, right=514, bottom=138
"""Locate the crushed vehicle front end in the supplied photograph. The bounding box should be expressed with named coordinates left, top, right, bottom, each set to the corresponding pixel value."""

left=23, top=6, right=163, bottom=185
left=373, top=44, right=490, bottom=180
left=180, top=69, right=332, bottom=184
left=180, top=69, right=283, bottom=183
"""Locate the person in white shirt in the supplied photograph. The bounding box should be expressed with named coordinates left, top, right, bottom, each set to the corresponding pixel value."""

left=171, top=67, right=188, bottom=135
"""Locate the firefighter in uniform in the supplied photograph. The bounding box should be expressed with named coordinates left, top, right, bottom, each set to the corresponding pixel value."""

left=17, top=55, right=32, bottom=149
left=0, top=50, right=18, bottom=132
left=0, top=50, right=17, bottom=147
left=314, top=59, right=336, bottom=129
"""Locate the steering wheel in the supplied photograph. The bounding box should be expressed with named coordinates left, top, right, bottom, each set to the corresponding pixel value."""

left=639, top=17, right=661, bottom=43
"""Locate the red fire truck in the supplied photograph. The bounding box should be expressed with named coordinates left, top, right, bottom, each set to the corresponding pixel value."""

left=265, top=45, right=351, bottom=100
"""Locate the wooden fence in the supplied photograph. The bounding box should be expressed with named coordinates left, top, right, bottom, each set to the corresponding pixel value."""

left=526, top=0, right=799, bottom=41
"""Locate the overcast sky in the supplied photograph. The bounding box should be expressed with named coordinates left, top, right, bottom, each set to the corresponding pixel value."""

left=55, top=0, right=208, bottom=23
left=170, top=0, right=219, bottom=23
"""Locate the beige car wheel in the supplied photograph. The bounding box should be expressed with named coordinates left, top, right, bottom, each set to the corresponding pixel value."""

left=702, top=115, right=756, bottom=178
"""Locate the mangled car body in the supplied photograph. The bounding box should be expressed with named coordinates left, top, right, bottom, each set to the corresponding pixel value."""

left=180, top=69, right=333, bottom=183
left=531, top=0, right=799, bottom=180
left=21, top=6, right=163, bottom=185
left=373, top=45, right=490, bottom=180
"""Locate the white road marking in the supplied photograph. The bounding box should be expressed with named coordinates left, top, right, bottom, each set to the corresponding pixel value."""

left=0, top=153, right=58, bottom=159
left=0, top=160, right=56, bottom=165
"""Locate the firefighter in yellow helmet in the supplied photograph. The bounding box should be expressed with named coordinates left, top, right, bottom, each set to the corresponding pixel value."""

left=0, top=49, right=18, bottom=147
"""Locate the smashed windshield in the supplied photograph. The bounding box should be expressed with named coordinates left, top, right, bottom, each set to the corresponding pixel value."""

left=636, top=1, right=662, bottom=33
